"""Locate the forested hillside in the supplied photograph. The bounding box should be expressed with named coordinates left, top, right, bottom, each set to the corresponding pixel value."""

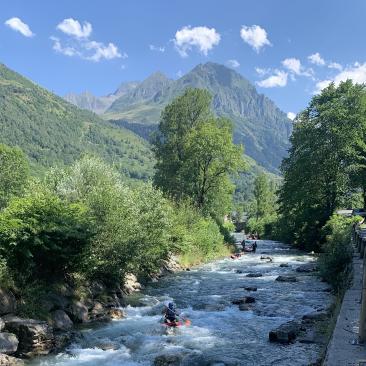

left=0, top=64, right=153, bottom=179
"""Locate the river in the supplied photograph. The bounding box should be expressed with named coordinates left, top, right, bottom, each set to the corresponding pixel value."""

left=29, top=238, right=332, bottom=366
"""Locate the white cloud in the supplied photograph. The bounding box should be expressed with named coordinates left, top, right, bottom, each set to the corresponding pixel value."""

left=5, top=17, right=34, bottom=37
left=255, top=67, right=271, bottom=76
left=57, top=18, right=92, bottom=39
left=52, top=18, right=125, bottom=62
left=257, top=70, right=288, bottom=88
left=308, top=52, right=325, bottom=66
left=240, top=25, right=271, bottom=52
left=176, top=70, right=183, bottom=78
left=174, top=26, right=221, bottom=57
left=328, top=62, right=342, bottom=71
left=287, top=112, right=296, bottom=120
left=226, top=59, right=240, bottom=68
left=149, top=44, right=165, bottom=52
left=282, top=58, right=301, bottom=75
left=315, top=62, right=366, bottom=93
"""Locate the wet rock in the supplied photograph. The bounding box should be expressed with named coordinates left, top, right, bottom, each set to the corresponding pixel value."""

left=0, top=319, right=4, bottom=332
left=108, top=308, right=125, bottom=319
left=260, top=256, right=273, bottom=262
left=235, top=270, right=243, bottom=274
left=246, top=273, right=263, bottom=278
left=232, top=296, right=255, bottom=305
left=48, top=310, right=73, bottom=330
left=90, top=281, right=106, bottom=297
left=53, top=332, right=73, bottom=350
left=3, top=316, right=54, bottom=357
left=95, top=341, right=120, bottom=351
left=238, top=304, right=251, bottom=311
left=185, top=268, right=191, bottom=271
left=269, top=320, right=301, bottom=344
left=0, top=353, right=24, bottom=365
left=244, top=287, right=257, bottom=291
left=302, top=311, right=329, bottom=322
left=322, top=287, right=332, bottom=292
left=279, top=263, right=290, bottom=268
left=67, top=301, right=89, bottom=323
left=276, top=275, right=297, bottom=282
left=154, top=353, right=183, bottom=366
left=0, top=332, right=18, bottom=354
left=0, top=289, right=16, bottom=315
left=203, top=304, right=226, bottom=312
left=296, top=263, right=318, bottom=273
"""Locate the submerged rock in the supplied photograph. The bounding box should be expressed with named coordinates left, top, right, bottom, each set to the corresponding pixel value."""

left=296, top=263, right=318, bottom=273
left=279, top=263, right=290, bottom=268
left=269, top=320, right=301, bottom=344
left=244, top=287, right=257, bottom=291
left=275, top=275, right=297, bottom=282
left=246, top=273, right=263, bottom=278
left=154, top=354, right=184, bottom=366
left=0, top=332, right=18, bottom=354
left=232, top=296, right=255, bottom=305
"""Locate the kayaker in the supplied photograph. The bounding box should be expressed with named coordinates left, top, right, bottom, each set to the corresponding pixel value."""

left=163, top=301, right=180, bottom=325
left=253, top=241, right=258, bottom=253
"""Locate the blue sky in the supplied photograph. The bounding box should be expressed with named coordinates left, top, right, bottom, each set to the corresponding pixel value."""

left=2, top=0, right=366, bottom=118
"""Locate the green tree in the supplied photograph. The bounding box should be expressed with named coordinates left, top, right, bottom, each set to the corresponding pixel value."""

left=0, top=144, right=29, bottom=209
left=278, top=80, right=366, bottom=249
left=253, top=173, right=276, bottom=219
left=153, top=88, right=212, bottom=199
left=153, top=89, right=245, bottom=216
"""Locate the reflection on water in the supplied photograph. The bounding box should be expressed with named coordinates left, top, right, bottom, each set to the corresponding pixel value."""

left=29, top=238, right=332, bottom=366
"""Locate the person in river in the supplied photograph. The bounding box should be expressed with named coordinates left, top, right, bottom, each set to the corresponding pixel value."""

left=252, top=241, right=258, bottom=253
left=163, top=301, right=180, bottom=326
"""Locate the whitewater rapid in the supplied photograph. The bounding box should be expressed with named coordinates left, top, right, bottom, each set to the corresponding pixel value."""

left=28, top=238, right=332, bottom=366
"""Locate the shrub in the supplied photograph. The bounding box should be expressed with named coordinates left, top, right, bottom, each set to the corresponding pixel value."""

left=319, top=214, right=361, bottom=291
left=0, top=188, right=93, bottom=283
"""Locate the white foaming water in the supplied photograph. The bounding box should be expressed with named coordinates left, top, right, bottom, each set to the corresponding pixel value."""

left=28, top=240, right=332, bottom=366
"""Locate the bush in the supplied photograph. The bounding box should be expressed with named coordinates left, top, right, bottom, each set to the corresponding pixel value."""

left=0, top=187, right=93, bottom=283
left=319, top=214, right=361, bottom=291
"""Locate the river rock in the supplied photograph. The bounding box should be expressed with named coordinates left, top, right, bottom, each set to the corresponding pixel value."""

left=232, top=296, right=255, bottom=305
left=235, top=270, right=243, bottom=274
left=154, top=353, right=183, bottom=366
left=238, top=304, right=251, bottom=311
left=246, top=273, right=263, bottom=278
left=302, top=311, right=329, bottom=322
left=269, top=320, right=301, bottom=344
left=108, top=308, right=125, bottom=319
left=0, top=289, right=16, bottom=315
left=48, top=310, right=73, bottom=330
left=0, top=319, right=4, bottom=332
left=244, top=287, right=257, bottom=291
left=67, top=301, right=89, bottom=323
left=0, top=332, right=18, bottom=354
left=296, top=263, right=318, bottom=273
left=123, top=274, right=142, bottom=294
left=279, top=263, right=290, bottom=268
left=40, top=293, right=70, bottom=313
left=0, top=354, right=24, bottom=365
left=275, top=275, right=297, bottom=282
left=3, top=316, right=54, bottom=357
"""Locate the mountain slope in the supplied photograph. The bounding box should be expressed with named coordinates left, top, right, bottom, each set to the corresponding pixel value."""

left=0, top=64, right=153, bottom=179
left=102, top=63, right=292, bottom=173
left=64, top=81, right=139, bottom=114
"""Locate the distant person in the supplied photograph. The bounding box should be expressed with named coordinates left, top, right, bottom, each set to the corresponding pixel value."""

left=252, top=241, right=257, bottom=253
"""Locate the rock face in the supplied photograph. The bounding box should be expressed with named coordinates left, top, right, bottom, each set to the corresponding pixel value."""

left=269, top=320, right=301, bottom=344
left=0, top=332, right=18, bottom=354
left=0, top=289, right=16, bottom=315
left=0, top=353, right=24, bottom=365
left=276, top=276, right=297, bottom=282
left=48, top=310, right=73, bottom=331
left=3, top=316, right=54, bottom=357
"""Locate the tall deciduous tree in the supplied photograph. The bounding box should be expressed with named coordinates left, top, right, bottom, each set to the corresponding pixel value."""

left=153, top=88, right=245, bottom=216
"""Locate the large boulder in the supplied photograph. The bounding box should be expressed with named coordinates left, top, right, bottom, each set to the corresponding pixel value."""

left=3, top=316, right=54, bottom=357
left=66, top=301, right=89, bottom=323
left=108, top=308, right=125, bottom=319
left=275, top=276, right=297, bottom=282
left=0, top=289, right=16, bottom=315
left=154, top=354, right=184, bottom=366
left=0, top=333, right=18, bottom=354
left=269, top=320, right=301, bottom=344
left=0, top=354, right=24, bottom=365
left=123, top=274, right=142, bottom=294
left=40, top=293, right=70, bottom=312
left=48, top=310, right=73, bottom=331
